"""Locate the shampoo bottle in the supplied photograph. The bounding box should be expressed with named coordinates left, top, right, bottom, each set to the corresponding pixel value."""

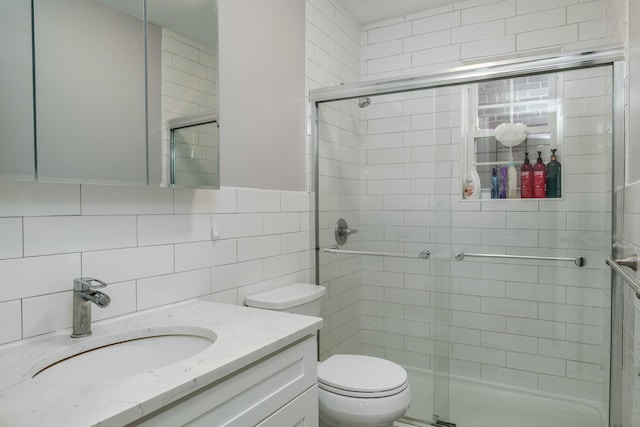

left=491, top=168, right=499, bottom=199
left=499, top=167, right=507, bottom=199
left=520, top=152, right=534, bottom=198
left=533, top=151, right=547, bottom=198
left=546, top=149, right=561, bottom=198
left=507, top=158, right=518, bottom=198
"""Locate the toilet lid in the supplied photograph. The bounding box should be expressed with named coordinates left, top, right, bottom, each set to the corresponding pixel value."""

left=318, top=355, right=408, bottom=397
left=245, top=283, right=326, bottom=310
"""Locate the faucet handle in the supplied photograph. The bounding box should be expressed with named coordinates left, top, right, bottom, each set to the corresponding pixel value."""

left=74, top=277, right=108, bottom=291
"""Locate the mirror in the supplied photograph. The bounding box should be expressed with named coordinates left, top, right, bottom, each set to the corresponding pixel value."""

left=169, top=113, right=219, bottom=188
left=28, top=0, right=218, bottom=186
left=0, top=1, right=35, bottom=181
left=146, top=0, right=220, bottom=188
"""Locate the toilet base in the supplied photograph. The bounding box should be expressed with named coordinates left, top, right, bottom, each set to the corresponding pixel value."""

left=318, top=385, right=411, bottom=427
left=319, top=417, right=395, bottom=427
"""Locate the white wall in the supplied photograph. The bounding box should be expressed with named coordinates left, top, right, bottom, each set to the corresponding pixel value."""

left=218, top=0, right=306, bottom=191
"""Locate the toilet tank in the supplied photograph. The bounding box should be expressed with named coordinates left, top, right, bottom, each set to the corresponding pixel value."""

left=245, top=283, right=326, bottom=316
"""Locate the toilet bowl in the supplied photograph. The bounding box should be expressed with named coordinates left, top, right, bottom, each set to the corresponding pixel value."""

left=245, top=283, right=412, bottom=427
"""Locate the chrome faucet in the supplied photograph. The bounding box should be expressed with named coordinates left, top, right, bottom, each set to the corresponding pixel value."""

left=71, top=277, right=111, bottom=338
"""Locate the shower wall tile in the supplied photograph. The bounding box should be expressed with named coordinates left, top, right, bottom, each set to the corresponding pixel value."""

left=516, top=24, right=580, bottom=50
left=461, top=35, right=516, bottom=60
left=538, top=374, right=602, bottom=401
left=506, top=8, right=566, bottom=34
left=453, top=343, right=506, bottom=366
left=481, top=330, right=537, bottom=353
left=506, top=351, right=565, bottom=377
left=452, top=20, right=505, bottom=44
left=566, top=323, right=603, bottom=345
left=412, top=11, right=460, bottom=34
left=506, top=282, right=565, bottom=303
left=506, top=317, right=566, bottom=340
left=481, top=365, right=538, bottom=390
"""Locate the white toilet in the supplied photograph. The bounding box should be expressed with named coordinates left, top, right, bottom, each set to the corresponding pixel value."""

left=245, top=283, right=411, bottom=427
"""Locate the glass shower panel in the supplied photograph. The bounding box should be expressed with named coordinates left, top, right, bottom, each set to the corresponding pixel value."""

left=315, top=87, right=455, bottom=425
left=449, top=66, right=612, bottom=427
left=314, top=62, right=613, bottom=427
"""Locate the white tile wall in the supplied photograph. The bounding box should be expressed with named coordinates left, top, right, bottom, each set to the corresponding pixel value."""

left=315, top=0, right=613, bottom=409
left=0, top=183, right=312, bottom=342
left=360, top=0, right=605, bottom=79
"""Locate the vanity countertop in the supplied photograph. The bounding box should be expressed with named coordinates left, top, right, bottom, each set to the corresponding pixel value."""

left=0, top=298, right=323, bottom=427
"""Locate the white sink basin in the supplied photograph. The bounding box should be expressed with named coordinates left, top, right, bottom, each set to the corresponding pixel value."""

left=31, top=327, right=216, bottom=384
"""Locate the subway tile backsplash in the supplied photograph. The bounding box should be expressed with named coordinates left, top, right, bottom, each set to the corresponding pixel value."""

left=0, top=182, right=312, bottom=342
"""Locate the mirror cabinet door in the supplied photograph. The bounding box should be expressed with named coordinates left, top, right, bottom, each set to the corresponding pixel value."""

left=2, top=0, right=218, bottom=187
left=0, top=1, right=35, bottom=181
left=147, top=0, right=219, bottom=188
left=34, top=0, right=148, bottom=185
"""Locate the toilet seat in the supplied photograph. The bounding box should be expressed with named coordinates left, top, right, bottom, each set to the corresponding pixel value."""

left=318, top=354, right=409, bottom=398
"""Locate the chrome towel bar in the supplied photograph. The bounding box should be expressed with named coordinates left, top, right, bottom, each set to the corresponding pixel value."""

left=454, top=251, right=586, bottom=267
left=606, top=255, right=640, bottom=300
left=323, top=247, right=430, bottom=259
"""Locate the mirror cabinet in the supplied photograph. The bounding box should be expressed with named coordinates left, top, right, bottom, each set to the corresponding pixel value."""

left=0, top=0, right=219, bottom=188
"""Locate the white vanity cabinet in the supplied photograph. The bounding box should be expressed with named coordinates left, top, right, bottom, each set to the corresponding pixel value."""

left=129, top=335, right=318, bottom=427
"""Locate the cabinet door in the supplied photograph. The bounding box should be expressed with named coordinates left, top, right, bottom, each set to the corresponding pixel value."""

left=34, top=0, right=148, bottom=185
left=130, top=336, right=317, bottom=427
left=256, top=386, right=318, bottom=427
left=0, top=0, right=35, bottom=181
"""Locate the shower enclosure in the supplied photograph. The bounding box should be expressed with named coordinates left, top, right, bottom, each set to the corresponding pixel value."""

left=312, top=48, right=623, bottom=427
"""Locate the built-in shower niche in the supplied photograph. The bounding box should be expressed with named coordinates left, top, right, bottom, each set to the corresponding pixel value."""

left=168, top=112, right=220, bottom=188
left=461, top=73, right=562, bottom=200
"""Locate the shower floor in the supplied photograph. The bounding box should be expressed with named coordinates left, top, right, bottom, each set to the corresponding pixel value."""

left=401, top=366, right=606, bottom=427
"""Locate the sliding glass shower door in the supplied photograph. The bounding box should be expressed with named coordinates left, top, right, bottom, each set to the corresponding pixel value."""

left=313, top=52, right=618, bottom=427
left=315, top=87, right=455, bottom=424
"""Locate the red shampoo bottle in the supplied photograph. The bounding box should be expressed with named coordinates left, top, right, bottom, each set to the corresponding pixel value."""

left=533, top=151, right=547, bottom=198
left=520, top=152, right=534, bottom=198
